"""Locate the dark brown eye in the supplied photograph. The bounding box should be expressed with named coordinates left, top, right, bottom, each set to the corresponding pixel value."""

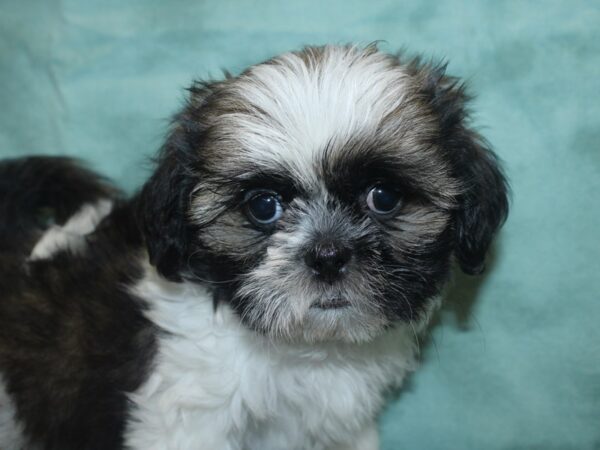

left=366, top=185, right=401, bottom=215
left=244, top=190, right=283, bottom=226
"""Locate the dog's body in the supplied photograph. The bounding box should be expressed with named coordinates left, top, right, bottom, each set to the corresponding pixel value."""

left=0, top=165, right=405, bottom=449
left=0, top=45, right=508, bottom=450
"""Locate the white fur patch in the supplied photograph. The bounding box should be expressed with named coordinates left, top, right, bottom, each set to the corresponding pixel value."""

left=0, top=375, right=26, bottom=450
left=29, top=199, right=113, bottom=261
left=126, top=264, right=418, bottom=450
left=219, top=45, right=410, bottom=187
left=330, top=422, right=379, bottom=450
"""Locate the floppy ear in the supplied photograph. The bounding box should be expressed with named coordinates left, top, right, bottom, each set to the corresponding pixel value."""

left=408, top=57, right=509, bottom=275
left=137, top=127, right=197, bottom=281
left=452, top=132, right=509, bottom=275
left=137, top=82, right=214, bottom=281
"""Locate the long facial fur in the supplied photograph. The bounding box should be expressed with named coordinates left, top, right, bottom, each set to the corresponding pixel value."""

left=138, top=44, right=509, bottom=343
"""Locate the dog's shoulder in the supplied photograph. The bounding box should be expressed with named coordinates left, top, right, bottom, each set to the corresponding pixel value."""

left=0, top=192, right=157, bottom=449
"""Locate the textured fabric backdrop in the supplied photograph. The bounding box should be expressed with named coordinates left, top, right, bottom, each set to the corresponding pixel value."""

left=1, top=1, right=599, bottom=449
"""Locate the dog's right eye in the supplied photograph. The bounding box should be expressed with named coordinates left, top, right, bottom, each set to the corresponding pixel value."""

left=244, top=190, right=283, bottom=227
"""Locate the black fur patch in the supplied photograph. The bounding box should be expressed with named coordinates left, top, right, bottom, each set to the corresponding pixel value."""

left=0, top=158, right=156, bottom=449
left=0, top=157, right=117, bottom=257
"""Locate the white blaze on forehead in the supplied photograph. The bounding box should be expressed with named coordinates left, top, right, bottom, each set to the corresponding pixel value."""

left=223, top=46, right=409, bottom=184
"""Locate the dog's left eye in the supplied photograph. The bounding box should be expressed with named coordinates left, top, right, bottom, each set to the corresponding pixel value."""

left=244, top=190, right=283, bottom=226
left=366, top=184, right=402, bottom=216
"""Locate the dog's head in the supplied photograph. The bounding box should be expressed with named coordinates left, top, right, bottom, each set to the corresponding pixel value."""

left=138, top=45, right=508, bottom=343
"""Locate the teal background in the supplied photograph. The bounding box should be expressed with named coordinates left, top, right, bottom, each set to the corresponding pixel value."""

left=1, top=1, right=599, bottom=448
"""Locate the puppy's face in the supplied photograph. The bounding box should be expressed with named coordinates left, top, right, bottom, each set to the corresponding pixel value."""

left=139, top=45, right=508, bottom=343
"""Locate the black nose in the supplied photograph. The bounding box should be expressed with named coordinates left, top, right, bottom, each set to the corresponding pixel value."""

left=304, top=243, right=352, bottom=283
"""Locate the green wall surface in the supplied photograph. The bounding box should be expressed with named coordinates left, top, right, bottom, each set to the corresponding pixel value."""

left=1, top=1, right=599, bottom=449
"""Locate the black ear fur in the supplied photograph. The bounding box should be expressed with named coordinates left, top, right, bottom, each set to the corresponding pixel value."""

left=408, top=57, right=509, bottom=275
left=137, top=136, right=194, bottom=281
left=452, top=132, right=509, bottom=274
left=137, top=83, right=214, bottom=281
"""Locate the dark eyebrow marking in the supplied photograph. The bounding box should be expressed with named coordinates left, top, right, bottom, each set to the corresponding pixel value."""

left=321, top=140, right=456, bottom=208
left=323, top=150, right=416, bottom=198
left=234, top=169, right=308, bottom=202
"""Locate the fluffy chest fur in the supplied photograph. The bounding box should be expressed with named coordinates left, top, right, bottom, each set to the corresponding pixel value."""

left=126, top=266, right=417, bottom=450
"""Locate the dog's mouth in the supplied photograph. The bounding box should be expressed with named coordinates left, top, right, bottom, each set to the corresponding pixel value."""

left=310, top=297, right=351, bottom=310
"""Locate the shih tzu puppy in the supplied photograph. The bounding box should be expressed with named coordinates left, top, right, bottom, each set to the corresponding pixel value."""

left=0, top=44, right=508, bottom=450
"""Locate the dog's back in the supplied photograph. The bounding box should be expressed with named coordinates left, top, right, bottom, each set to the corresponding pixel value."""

left=0, top=156, right=116, bottom=258
left=0, top=157, right=155, bottom=450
